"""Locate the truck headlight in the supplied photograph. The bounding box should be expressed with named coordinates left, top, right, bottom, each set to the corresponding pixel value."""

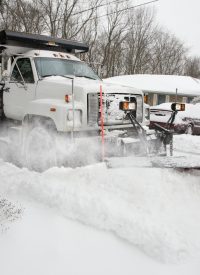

left=119, top=101, right=136, bottom=111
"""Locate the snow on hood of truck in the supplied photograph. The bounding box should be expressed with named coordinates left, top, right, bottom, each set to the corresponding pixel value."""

left=103, top=79, right=143, bottom=95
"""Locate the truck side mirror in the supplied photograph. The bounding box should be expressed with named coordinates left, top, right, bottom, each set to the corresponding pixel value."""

left=171, top=103, right=185, bottom=112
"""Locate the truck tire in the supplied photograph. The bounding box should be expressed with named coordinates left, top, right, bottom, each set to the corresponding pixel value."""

left=22, top=119, right=57, bottom=171
left=0, top=92, right=4, bottom=120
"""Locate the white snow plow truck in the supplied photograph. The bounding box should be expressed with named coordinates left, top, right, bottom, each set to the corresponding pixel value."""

left=0, top=30, right=149, bottom=170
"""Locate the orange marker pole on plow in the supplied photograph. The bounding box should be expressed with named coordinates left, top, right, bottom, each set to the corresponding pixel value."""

left=99, top=84, right=105, bottom=161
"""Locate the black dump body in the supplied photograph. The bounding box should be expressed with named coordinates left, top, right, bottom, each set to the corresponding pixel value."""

left=0, top=30, right=89, bottom=53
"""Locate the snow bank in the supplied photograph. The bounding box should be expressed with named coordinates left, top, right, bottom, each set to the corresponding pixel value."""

left=1, top=201, right=167, bottom=275
left=0, top=159, right=200, bottom=263
left=174, top=134, right=200, bottom=155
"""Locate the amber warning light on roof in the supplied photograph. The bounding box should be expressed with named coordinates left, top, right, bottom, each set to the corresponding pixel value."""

left=47, top=41, right=57, bottom=46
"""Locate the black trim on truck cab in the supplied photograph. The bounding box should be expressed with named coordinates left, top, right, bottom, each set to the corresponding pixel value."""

left=0, top=30, right=89, bottom=53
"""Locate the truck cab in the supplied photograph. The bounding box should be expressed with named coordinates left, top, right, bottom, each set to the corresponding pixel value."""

left=0, top=30, right=148, bottom=170
left=0, top=30, right=147, bottom=133
left=1, top=49, right=146, bottom=133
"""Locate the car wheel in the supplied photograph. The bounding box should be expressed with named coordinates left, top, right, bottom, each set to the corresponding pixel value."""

left=185, top=124, right=193, bottom=135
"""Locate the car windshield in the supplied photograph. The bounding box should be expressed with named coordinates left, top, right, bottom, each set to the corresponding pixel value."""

left=34, top=57, right=101, bottom=80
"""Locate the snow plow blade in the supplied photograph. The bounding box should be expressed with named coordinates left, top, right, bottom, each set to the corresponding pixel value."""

left=106, top=156, right=200, bottom=171
left=151, top=156, right=200, bottom=170
left=105, top=156, right=153, bottom=169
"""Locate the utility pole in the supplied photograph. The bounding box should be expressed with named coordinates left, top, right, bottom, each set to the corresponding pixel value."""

left=175, top=88, right=178, bottom=102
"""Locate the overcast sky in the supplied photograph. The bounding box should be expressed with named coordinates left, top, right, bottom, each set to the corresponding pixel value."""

left=153, top=0, right=200, bottom=56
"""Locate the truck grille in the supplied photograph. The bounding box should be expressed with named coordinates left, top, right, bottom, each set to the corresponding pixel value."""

left=87, top=93, right=143, bottom=126
left=87, top=93, right=99, bottom=126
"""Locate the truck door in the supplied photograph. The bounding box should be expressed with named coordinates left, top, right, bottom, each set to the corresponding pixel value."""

left=3, top=57, right=36, bottom=120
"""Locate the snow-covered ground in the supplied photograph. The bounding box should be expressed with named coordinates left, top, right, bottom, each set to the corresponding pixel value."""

left=0, top=134, right=200, bottom=275
left=174, top=134, right=200, bottom=155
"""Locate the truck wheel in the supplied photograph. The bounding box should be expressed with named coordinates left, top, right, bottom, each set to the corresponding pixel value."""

left=185, top=124, right=193, bottom=135
left=22, top=122, right=57, bottom=172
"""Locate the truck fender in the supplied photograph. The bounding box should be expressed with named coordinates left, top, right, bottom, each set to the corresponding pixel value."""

left=23, top=99, right=69, bottom=131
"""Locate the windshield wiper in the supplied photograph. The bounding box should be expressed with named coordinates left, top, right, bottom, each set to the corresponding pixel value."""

left=41, top=74, right=97, bottom=80
left=42, top=74, right=74, bottom=79
left=42, top=74, right=57, bottom=78
left=75, top=75, right=96, bottom=80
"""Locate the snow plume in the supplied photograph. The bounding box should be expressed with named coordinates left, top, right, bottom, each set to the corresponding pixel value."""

left=0, top=120, right=120, bottom=171
left=0, top=160, right=200, bottom=263
left=0, top=122, right=11, bottom=163
left=55, top=135, right=103, bottom=168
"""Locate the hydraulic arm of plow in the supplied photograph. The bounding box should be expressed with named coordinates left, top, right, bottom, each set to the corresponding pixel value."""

left=120, top=101, right=186, bottom=157
left=153, top=103, right=186, bottom=156
left=127, top=110, right=174, bottom=156
left=127, top=111, right=150, bottom=155
left=153, top=109, right=178, bottom=156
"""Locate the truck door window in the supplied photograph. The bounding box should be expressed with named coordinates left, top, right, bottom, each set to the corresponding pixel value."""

left=11, top=58, right=34, bottom=83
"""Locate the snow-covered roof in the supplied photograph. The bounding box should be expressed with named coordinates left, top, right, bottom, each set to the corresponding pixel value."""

left=104, top=74, right=200, bottom=96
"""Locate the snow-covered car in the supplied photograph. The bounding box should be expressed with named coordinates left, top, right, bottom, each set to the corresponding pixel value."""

left=149, top=103, right=200, bottom=135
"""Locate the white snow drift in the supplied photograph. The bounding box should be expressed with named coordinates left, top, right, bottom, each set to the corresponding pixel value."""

left=0, top=157, right=200, bottom=263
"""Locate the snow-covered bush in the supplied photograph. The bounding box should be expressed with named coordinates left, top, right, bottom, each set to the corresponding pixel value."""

left=0, top=198, right=22, bottom=232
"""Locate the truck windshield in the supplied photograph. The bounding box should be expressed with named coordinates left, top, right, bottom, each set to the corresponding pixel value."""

left=35, top=57, right=100, bottom=80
